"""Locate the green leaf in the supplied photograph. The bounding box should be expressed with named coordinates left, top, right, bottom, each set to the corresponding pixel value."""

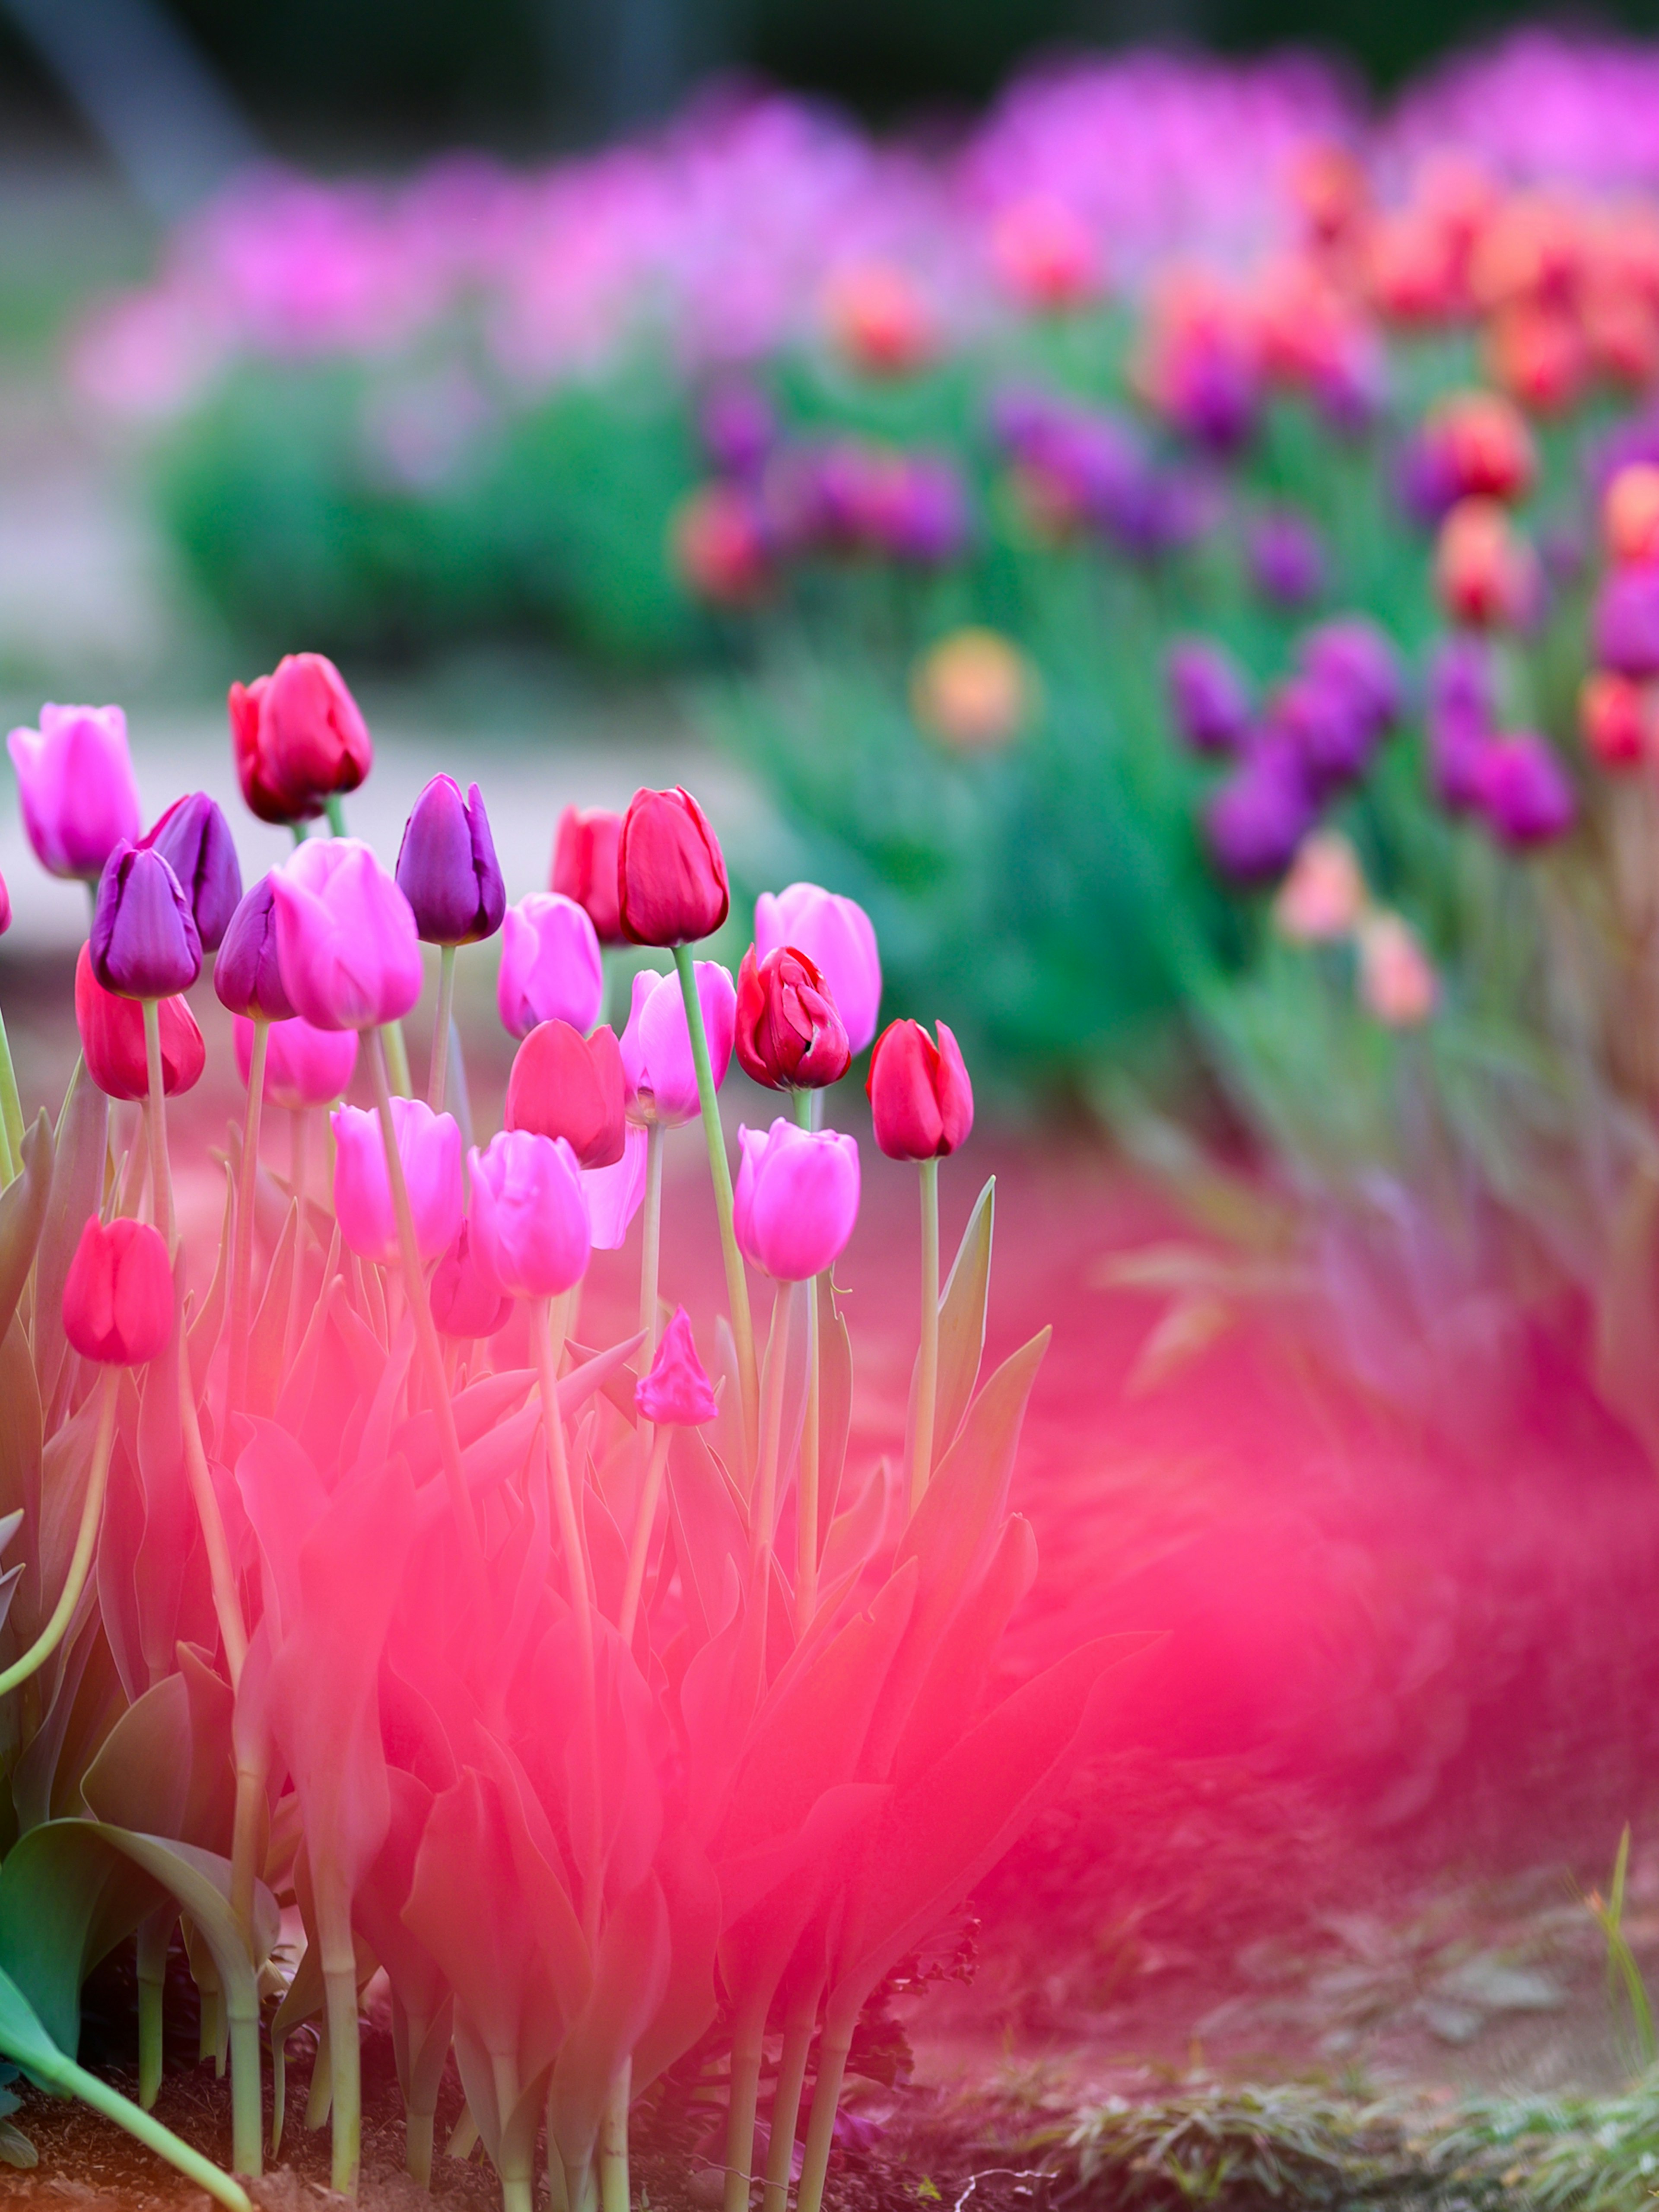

left=0, top=2117, right=35, bottom=2168
left=0, top=1115, right=51, bottom=1351
left=930, top=1175, right=993, bottom=1468
left=79, top=1675, right=193, bottom=1838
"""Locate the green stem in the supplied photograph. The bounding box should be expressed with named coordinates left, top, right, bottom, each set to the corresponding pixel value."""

left=229, top=2012, right=263, bottom=2180
left=762, top=1983, right=822, bottom=2212
left=178, top=1318, right=249, bottom=1684
left=673, top=944, right=757, bottom=1468
left=406, top=2104, right=435, bottom=2191
left=721, top=2001, right=767, bottom=2212
left=751, top=1283, right=791, bottom=1591
left=382, top=1019, right=413, bottom=1098
left=227, top=1017, right=268, bottom=1417
left=230, top=1752, right=267, bottom=1958
left=50, top=2049, right=252, bottom=2212
left=324, top=794, right=348, bottom=836
left=619, top=1423, right=671, bottom=1647
left=639, top=1120, right=664, bottom=1350
left=283, top=1109, right=309, bottom=1375
left=428, top=945, right=456, bottom=1112
left=319, top=1886, right=362, bottom=2199
left=792, top=1093, right=821, bottom=1632
left=597, top=2061, right=630, bottom=2212
left=135, top=1908, right=172, bottom=2111
left=0, top=1364, right=116, bottom=1695
left=0, top=1005, right=25, bottom=1172
left=794, top=2021, right=854, bottom=2212
left=908, top=1157, right=941, bottom=1518
left=142, top=998, right=174, bottom=1255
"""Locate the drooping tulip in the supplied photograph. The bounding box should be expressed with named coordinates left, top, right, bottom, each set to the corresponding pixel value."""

left=496, top=893, right=604, bottom=1040
left=753, top=884, right=881, bottom=1055
left=331, top=1097, right=463, bottom=1266
left=550, top=805, right=625, bottom=944
left=866, top=1018, right=973, bottom=1162
left=635, top=1306, right=718, bottom=1425
left=733, top=1119, right=861, bottom=1281
left=234, top=1014, right=358, bottom=1109
left=140, top=792, right=242, bottom=952
left=583, top=1121, right=648, bottom=1252
left=62, top=1214, right=174, bottom=1366
left=214, top=876, right=296, bottom=1020
left=90, top=845, right=202, bottom=1000
left=75, top=945, right=204, bottom=1101
left=228, top=652, right=372, bottom=825
left=734, top=944, right=852, bottom=1090
left=431, top=1220, right=512, bottom=1339
left=619, top=963, right=736, bottom=1127
left=467, top=1129, right=591, bottom=1300
left=270, top=837, right=423, bottom=1031
left=7, top=703, right=141, bottom=881
left=504, top=1020, right=626, bottom=1168
left=394, top=775, right=505, bottom=946
left=617, top=786, right=729, bottom=947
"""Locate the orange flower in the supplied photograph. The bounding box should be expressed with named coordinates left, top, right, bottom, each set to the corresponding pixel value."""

left=911, top=629, right=1033, bottom=750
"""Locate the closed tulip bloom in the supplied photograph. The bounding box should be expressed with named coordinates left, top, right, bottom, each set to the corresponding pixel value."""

left=617, top=785, right=729, bottom=947
left=214, top=876, right=296, bottom=1020
left=584, top=1121, right=648, bottom=1251
left=7, top=703, right=141, bottom=881
left=395, top=775, right=505, bottom=946
left=63, top=1214, right=174, bottom=1366
left=636, top=1305, right=718, bottom=1425
left=76, top=945, right=204, bottom=1101
left=551, top=805, right=624, bottom=944
left=1166, top=639, right=1252, bottom=756
left=431, top=1220, right=512, bottom=1338
left=620, top=962, right=736, bottom=1127
left=1605, top=463, right=1659, bottom=564
left=496, top=893, right=604, bottom=1040
left=753, top=882, right=882, bottom=1052
left=234, top=1014, right=358, bottom=1109
left=504, top=1019, right=626, bottom=1168
left=271, top=837, right=423, bottom=1031
left=229, top=652, right=372, bottom=826
left=735, top=943, right=851, bottom=1090
left=331, top=1097, right=463, bottom=1266
left=468, top=1129, right=591, bottom=1299
left=0, top=869, right=10, bottom=936
left=91, top=845, right=202, bottom=999
left=1581, top=670, right=1649, bottom=769
left=1473, top=731, right=1577, bottom=846
left=1357, top=911, right=1438, bottom=1026
left=734, top=1119, right=861, bottom=1281
left=866, top=1018, right=973, bottom=1161
left=140, top=792, right=242, bottom=952
left=1594, top=564, right=1659, bottom=679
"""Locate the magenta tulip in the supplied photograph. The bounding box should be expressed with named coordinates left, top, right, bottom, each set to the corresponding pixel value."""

left=496, top=892, right=604, bottom=1040
left=467, top=1129, right=591, bottom=1299
left=331, top=1096, right=463, bottom=1265
left=582, top=1121, right=648, bottom=1251
left=430, top=1220, right=512, bottom=1338
left=619, top=961, right=735, bottom=1128
left=235, top=1013, right=358, bottom=1110
left=733, top=1118, right=860, bottom=1281
left=271, top=837, right=423, bottom=1032
left=8, top=703, right=141, bottom=881
left=635, top=1306, right=718, bottom=1426
left=753, top=882, right=882, bottom=1052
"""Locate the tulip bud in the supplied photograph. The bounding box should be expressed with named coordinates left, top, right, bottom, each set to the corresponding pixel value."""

left=229, top=652, right=372, bottom=826
left=1594, top=564, right=1659, bottom=679
left=504, top=1020, right=627, bottom=1169
left=431, top=1220, right=512, bottom=1339
left=395, top=775, right=506, bottom=946
left=1297, top=619, right=1404, bottom=741
left=62, top=1214, right=174, bottom=1366
left=90, top=845, right=202, bottom=1000
left=497, top=893, right=604, bottom=1041
left=1166, top=639, right=1252, bottom=756
left=1472, top=731, right=1577, bottom=847
left=1581, top=670, right=1649, bottom=769
left=989, top=194, right=1102, bottom=312
left=1357, top=911, right=1437, bottom=1026
left=734, top=944, right=852, bottom=1091
left=331, top=1097, right=464, bottom=1266
left=140, top=792, right=242, bottom=952
left=1426, top=390, right=1537, bottom=503
left=866, top=1018, right=973, bottom=1162
left=234, top=1013, right=358, bottom=1110
left=468, top=1129, right=591, bottom=1300
left=214, top=876, right=296, bottom=1021
left=620, top=962, right=736, bottom=1127
left=7, top=703, right=141, bottom=881
left=584, top=1122, right=648, bottom=1251
left=823, top=261, right=935, bottom=376
left=1246, top=508, right=1325, bottom=608
left=671, top=483, right=772, bottom=604
left=271, top=837, right=423, bottom=1031
left=551, top=805, right=625, bottom=944
left=1273, top=829, right=1368, bottom=944
left=1203, top=739, right=1318, bottom=882
left=734, top=1119, right=861, bottom=1281
left=753, top=883, right=882, bottom=1054
left=1605, top=463, right=1659, bottom=565
left=636, top=1306, right=719, bottom=1425
left=76, top=945, right=204, bottom=1102
left=1435, top=497, right=1538, bottom=629
left=618, top=786, right=729, bottom=947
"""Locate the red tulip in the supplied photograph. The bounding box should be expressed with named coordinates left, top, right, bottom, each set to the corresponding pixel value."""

left=866, top=1018, right=973, bottom=1161
left=617, top=786, right=729, bottom=948
left=503, top=1019, right=626, bottom=1170
left=228, top=652, right=372, bottom=826
left=62, top=1214, right=173, bottom=1365
left=74, top=944, right=204, bottom=1101
left=1581, top=670, right=1649, bottom=769
left=734, top=943, right=851, bottom=1090
left=551, top=805, right=625, bottom=944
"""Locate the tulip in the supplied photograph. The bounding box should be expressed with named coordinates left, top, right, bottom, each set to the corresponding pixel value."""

left=140, top=792, right=242, bottom=952
left=1246, top=509, right=1325, bottom=607
left=271, top=837, right=423, bottom=1032
left=867, top=1018, right=973, bottom=1163
left=76, top=945, right=203, bottom=1101
left=1166, top=639, right=1252, bottom=756
left=619, top=962, right=735, bottom=1127
left=214, top=876, right=296, bottom=1021
left=331, top=1097, right=463, bottom=1267
left=989, top=194, right=1101, bottom=311
left=229, top=652, right=372, bottom=826
left=1435, top=497, right=1538, bottom=629
left=1272, top=830, right=1368, bottom=944
left=468, top=1129, right=591, bottom=1300
left=636, top=1306, right=718, bottom=1426
left=1594, top=564, right=1659, bottom=679
left=733, top=1119, right=860, bottom=1282
left=1357, top=911, right=1438, bottom=1026
left=394, top=775, right=505, bottom=946
left=234, top=1014, right=357, bottom=1109
left=1202, top=740, right=1318, bottom=882
left=0, top=869, right=10, bottom=936
left=1581, top=671, right=1649, bottom=769
left=430, top=1220, right=511, bottom=1339
left=1425, top=390, right=1536, bottom=504
left=551, top=805, right=625, bottom=944
left=496, top=893, right=604, bottom=1040
left=823, top=261, right=935, bottom=376
left=1472, top=732, right=1578, bottom=847
left=504, top=1019, right=626, bottom=1169
left=7, top=703, right=141, bottom=881
left=1297, top=619, right=1404, bottom=740
left=910, top=629, right=1032, bottom=751
left=90, top=845, right=201, bottom=1000
left=1605, top=463, right=1659, bottom=566
left=583, top=1121, right=648, bottom=1251
left=753, top=884, right=882, bottom=1054
left=62, top=1214, right=174, bottom=1366
left=617, top=786, right=729, bottom=947
left=734, top=944, right=851, bottom=1091
left=671, top=483, right=772, bottom=604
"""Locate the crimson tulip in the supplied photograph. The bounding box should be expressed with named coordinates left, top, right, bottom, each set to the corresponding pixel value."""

left=504, top=1019, right=626, bottom=1169
left=75, top=944, right=204, bottom=1101
left=62, top=1214, right=173, bottom=1365
left=734, top=944, right=851, bottom=1090
left=753, top=882, right=882, bottom=1052
left=617, top=785, right=729, bottom=947
left=866, top=1018, right=973, bottom=1160
left=229, top=651, right=372, bottom=825
left=551, top=804, right=624, bottom=944
left=430, top=1220, right=512, bottom=1339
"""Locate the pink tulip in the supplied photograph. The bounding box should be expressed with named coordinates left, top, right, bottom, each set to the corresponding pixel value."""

left=636, top=1306, right=718, bottom=1425
left=754, top=882, right=882, bottom=1052
left=271, top=836, right=424, bottom=1032
left=619, top=961, right=735, bottom=1128
left=467, top=1129, right=591, bottom=1299
left=733, top=1118, right=860, bottom=1281
left=582, top=1120, right=647, bottom=1251
left=496, top=892, right=604, bottom=1040
left=234, top=1012, right=359, bottom=1109
left=331, top=1096, right=464, bottom=1265
left=8, top=703, right=142, bottom=881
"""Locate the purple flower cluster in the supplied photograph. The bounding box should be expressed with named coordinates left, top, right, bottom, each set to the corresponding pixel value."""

left=1425, top=637, right=1577, bottom=845
left=991, top=385, right=1211, bottom=560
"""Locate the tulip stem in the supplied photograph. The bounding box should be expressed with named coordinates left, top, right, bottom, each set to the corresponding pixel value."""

left=178, top=1320, right=250, bottom=1685
left=0, top=1007, right=22, bottom=1180
left=142, top=998, right=175, bottom=1256
left=367, top=1028, right=486, bottom=1593
left=752, top=1283, right=791, bottom=1591
left=382, top=1020, right=413, bottom=1099
left=619, top=1421, right=671, bottom=1647
left=672, top=944, right=758, bottom=1466
left=228, top=1017, right=267, bottom=1417
left=0, top=1363, right=117, bottom=1695
left=791, top=1092, right=822, bottom=1629
left=324, top=795, right=348, bottom=836
left=428, top=945, right=456, bottom=1111
left=640, top=1121, right=664, bottom=1351
left=283, top=1109, right=309, bottom=1375
left=908, top=1157, right=940, bottom=1518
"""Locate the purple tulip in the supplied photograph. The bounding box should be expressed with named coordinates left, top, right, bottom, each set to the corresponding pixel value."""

left=141, top=791, right=243, bottom=952
left=497, top=892, right=604, bottom=1040
left=394, top=774, right=506, bottom=946
left=1202, top=737, right=1318, bottom=882
left=271, top=837, right=424, bottom=1032
left=214, top=875, right=296, bottom=1021
left=1425, top=638, right=1497, bottom=812
left=1166, top=639, right=1252, bottom=755
left=733, top=1117, right=861, bottom=1282
left=1268, top=676, right=1373, bottom=795
left=1246, top=510, right=1325, bottom=607
left=7, top=702, right=142, bottom=882
left=1473, top=732, right=1577, bottom=847
left=1298, top=618, right=1404, bottom=740
left=753, top=882, right=882, bottom=1053
left=468, top=1128, right=591, bottom=1300
left=699, top=382, right=775, bottom=477
left=1594, top=564, right=1659, bottom=679
left=90, top=843, right=202, bottom=999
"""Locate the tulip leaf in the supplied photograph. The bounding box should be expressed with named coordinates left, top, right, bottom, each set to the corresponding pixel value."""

left=245, top=1201, right=301, bottom=1418
left=0, top=1319, right=41, bottom=1539
left=187, top=1159, right=236, bottom=1396
left=35, top=1065, right=108, bottom=1423
left=0, top=1114, right=51, bottom=1352
left=815, top=1276, right=853, bottom=1545
left=931, top=1176, right=994, bottom=1468
left=79, top=1673, right=193, bottom=1838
